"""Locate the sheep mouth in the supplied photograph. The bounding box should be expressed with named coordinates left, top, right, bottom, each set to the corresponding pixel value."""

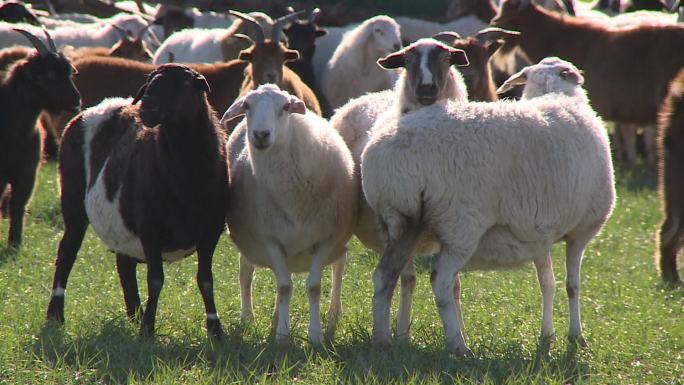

left=417, top=96, right=437, bottom=105
left=251, top=141, right=271, bottom=150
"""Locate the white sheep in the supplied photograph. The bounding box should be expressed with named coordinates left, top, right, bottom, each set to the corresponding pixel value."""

left=152, top=11, right=293, bottom=64
left=221, top=84, right=357, bottom=344
left=318, top=15, right=402, bottom=110
left=0, top=14, right=149, bottom=50
left=361, top=57, right=615, bottom=356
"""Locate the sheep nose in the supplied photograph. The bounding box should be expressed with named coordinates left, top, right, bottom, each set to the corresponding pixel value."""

left=416, top=84, right=438, bottom=105
left=252, top=130, right=271, bottom=147
left=266, top=73, right=277, bottom=83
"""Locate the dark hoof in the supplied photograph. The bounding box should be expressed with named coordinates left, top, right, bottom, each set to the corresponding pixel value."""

left=46, top=300, right=65, bottom=324
left=208, top=321, right=224, bottom=340
left=568, top=334, right=587, bottom=348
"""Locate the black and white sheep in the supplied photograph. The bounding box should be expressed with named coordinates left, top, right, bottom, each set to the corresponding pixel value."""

left=46, top=64, right=228, bottom=338
left=0, top=28, right=80, bottom=248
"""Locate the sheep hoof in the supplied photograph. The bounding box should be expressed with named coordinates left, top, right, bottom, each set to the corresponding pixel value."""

left=46, top=300, right=65, bottom=324
left=568, top=334, right=587, bottom=348
left=447, top=342, right=474, bottom=358
left=207, top=321, right=224, bottom=340
left=308, top=332, right=324, bottom=346
left=372, top=335, right=392, bottom=349
left=538, top=334, right=556, bottom=357
left=139, top=323, right=155, bottom=338
left=239, top=312, right=254, bottom=324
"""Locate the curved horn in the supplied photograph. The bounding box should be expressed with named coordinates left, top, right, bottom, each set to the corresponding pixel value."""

left=230, top=33, right=254, bottom=45
left=42, top=26, right=57, bottom=52
left=272, top=9, right=305, bottom=42
left=13, top=27, right=50, bottom=55
left=110, top=23, right=131, bottom=40
left=476, top=27, right=520, bottom=45
left=308, top=7, right=321, bottom=23
left=432, top=31, right=462, bottom=45
left=136, top=21, right=154, bottom=41
left=229, top=10, right=264, bottom=44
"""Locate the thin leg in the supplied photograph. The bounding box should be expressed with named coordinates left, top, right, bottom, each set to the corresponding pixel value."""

left=0, top=181, right=8, bottom=219
left=620, top=123, right=638, bottom=165
left=116, top=253, right=141, bottom=321
left=643, top=124, right=657, bottom=169
left=565, top=237, right=589, bottom=346
left=196, top=228, right=224, bottom=339
left=431, top=250, right=471, bottom=356
left=239, top=253, right=255, bottom=323
left=269, top=247, right=292, bottom=342
left=534, top=254, right=556, bottom=339
left=453, top=272, right=466, bottom=339
left=326, top=250, right=346, bottom=332
left=140, top=241, right=164, bottom=337
left=396, top=256, right=415, bottom=341
left=658, top=206, right=684, bottom=285
left=8, top=172, right=38, bottom=248
left=306, top=247, right=326, bottom=345
left=372, top=222, right=422, bottom=346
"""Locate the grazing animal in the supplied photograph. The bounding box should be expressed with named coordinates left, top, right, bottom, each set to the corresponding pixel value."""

left=656, top=67, right=684, bottom=285
left=361, top=57, right=615, bottom=356
left=222, top=84, right=356, bottom=344
left=46, top=64, right=228, bottom=338
left=0, top=28, right=80, bottom=248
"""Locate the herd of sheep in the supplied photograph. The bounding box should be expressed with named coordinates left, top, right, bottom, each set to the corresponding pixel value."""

left=0, top=0, right=682, bottom=357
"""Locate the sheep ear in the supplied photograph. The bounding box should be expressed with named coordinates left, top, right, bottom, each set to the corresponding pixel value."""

left=560, top=68, right=584, bottom=85
left=220, top=97, right=247, bottom=123
left=496, top=69, right=527, bottom=94
left=286, top=97, right=306, bottom=115
left=450, top=49, right=469, bottom=67
left=132, top=83, right=148, bottom=105
left=284, top=49, right=300, bottom=62
left=377, top=51, right=404, bottom=69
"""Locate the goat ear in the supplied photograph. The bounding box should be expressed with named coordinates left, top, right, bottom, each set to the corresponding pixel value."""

left=132, top=82, right=148, bottom=105
left=450, top=49, right=469, bottom=67
left=220, top=97, right=247, bottom=124
left=377, top=51, right=404, bottom=69
left=284, top=49, right=300, bottom=62
left=286, top=97, right=306, bottom=115
left=195, top=76, right=210, bottom=93
left=315, top=28, right=327, bottom=37
left=560, top=68, right=584, bottom=85
left=486, top=39, right=505, bottom=59
left=496, top=68, right=527, bottom=94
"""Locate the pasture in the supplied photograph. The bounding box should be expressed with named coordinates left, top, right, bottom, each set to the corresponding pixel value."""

left=0, top=162, right=681, bottom=384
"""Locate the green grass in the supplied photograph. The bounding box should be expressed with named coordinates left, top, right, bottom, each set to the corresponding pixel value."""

left=0, top=161, right=682, bottom=384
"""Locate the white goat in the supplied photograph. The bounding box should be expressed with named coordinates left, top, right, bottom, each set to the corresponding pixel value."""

left=319, top=15, right=402, bottom=111
left=361, top=57, right=615, bottom=356
left=221, top=84, right=357, bottom=344
left=0, top=14, right=149, bottom=50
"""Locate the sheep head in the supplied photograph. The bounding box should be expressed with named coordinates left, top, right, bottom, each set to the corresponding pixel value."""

left=378, top=38, right=468, bottom=106
left=132, top=64, right=210, bottom=127
left=365, top=16, right=402, bottom=56
left=497, top=56, right=584, bottom=98
left=231, top=9, right=303, bottom=86
left=220, top=84, right=305, bottom=150
left=12, top=28, right=81, bottom=114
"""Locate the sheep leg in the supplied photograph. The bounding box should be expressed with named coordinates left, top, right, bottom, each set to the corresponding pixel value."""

left=269, top=248, right=293, bottom=342
left=565, top=237, right=589, bottom=347
left=658, top=208, right=684, bottom=285
left=239, top=253, right=255, bottom=323
left=372, top=222, right=422, bottom=346
left=7, top=172, right=37, bottom=248
left=326, top=250, right=346, bottom=332
left=306, top=246, right=328, bottom=345
left=140, top=242, right=164, bottom=337
left=396, top=256, right=416, bottom=341
left=453, top=272, right=466, bottom=340
left=46, top=205, right=89, bottom=323
left=0, top=181, right=8, bottom=219
left=115, top=253, right=141, bottom=322
left=619, top=122, right=638, bottom=165
left=196, top=228, right=225, bottom=339
left=643, top=124, right=657, bottom=169
left=534, top=254, right=556, bottom=352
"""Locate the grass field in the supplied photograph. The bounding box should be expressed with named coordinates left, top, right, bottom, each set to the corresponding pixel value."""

left=0, top=161, right=682, bottom=384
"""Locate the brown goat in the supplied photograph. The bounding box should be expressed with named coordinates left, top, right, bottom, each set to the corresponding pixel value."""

left=493, top=0, right=684, bottom=126
left=656, top=67, right=684, bottom=285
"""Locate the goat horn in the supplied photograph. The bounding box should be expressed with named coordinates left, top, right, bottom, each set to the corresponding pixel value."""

left=42, top=25, right=57, bottom=52
left=476, top=27, right=520, bottom=45
left=432, top=31, right=462, bottom=44
left=308, top=7, right=321, bottom=23
left=136, top=21, right=154, bottom=41
left=13, top=27, right=50, bottom=55
left=272, top=9, right=305, bottom=43
left=230, top=33, right=254, bottom=44
left=110, top=23, right=131, bottom=40
left=229, top=10, right=264, bottom=44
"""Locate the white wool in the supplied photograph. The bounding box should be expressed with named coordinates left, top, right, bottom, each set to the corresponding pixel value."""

left=319, top=15, right=402, bottom=110
left=395, top=14, right=488, bottom=42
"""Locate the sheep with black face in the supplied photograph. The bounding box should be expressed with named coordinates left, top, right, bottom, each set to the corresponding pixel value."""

left=46, top=64, right=228, bottom=339
left=0, top=28, right=80, bottom=248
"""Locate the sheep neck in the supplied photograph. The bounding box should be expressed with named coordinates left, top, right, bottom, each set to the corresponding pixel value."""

left=0, top=73, right=43, bottom=139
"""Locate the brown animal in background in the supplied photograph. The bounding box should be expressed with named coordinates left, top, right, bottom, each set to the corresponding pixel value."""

left=656, top=67, right=684, bottom=285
